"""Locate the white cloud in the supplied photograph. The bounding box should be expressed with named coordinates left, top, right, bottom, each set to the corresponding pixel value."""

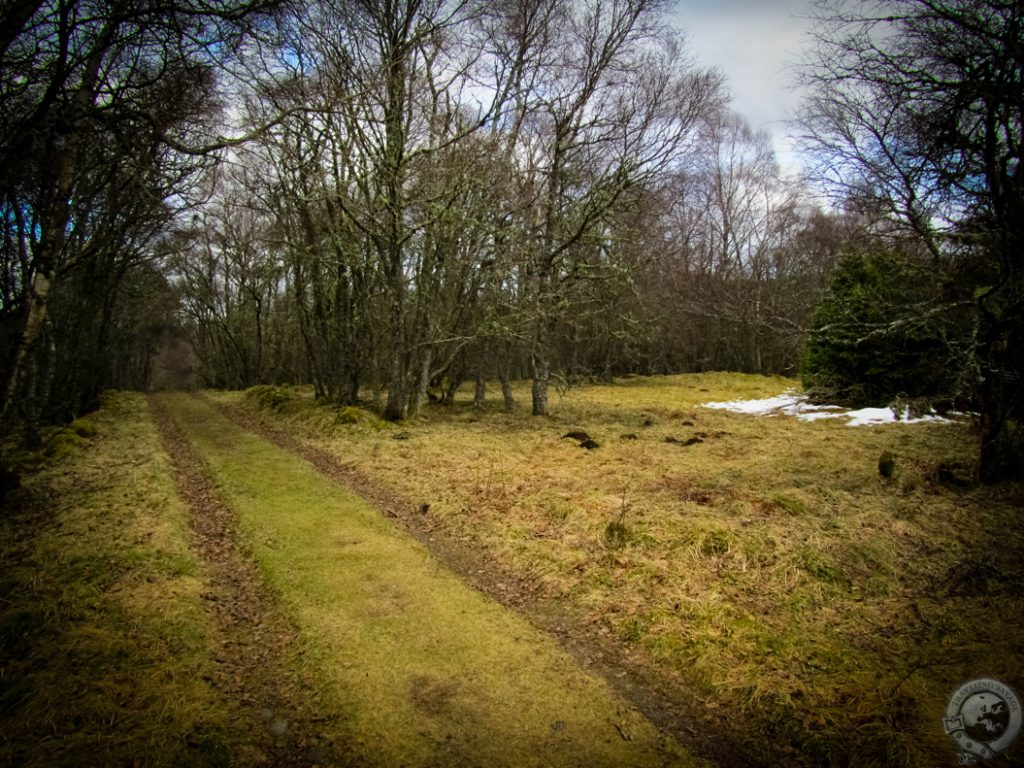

left=672, top=0, right=816, bottom=173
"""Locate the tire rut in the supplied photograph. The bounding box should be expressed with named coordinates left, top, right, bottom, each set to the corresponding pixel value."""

left=149, top=394, right=352, bottom=768
left=206, top=397, right=751, bottom=768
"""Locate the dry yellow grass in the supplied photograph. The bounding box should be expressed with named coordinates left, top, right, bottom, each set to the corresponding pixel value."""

left=222, top=373, right=1024, bottom=766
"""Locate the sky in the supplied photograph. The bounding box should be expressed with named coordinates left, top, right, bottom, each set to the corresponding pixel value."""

left=671, top=0, right=817, bottom=174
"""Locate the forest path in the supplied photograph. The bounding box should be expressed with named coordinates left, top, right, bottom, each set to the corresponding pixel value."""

left=150, top=394, right=348, bottom=767
left=153, top=392, right=707, bottom=768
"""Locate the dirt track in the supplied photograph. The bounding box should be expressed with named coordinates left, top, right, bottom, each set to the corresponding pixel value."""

left=149, top=392, right=719, bottom=767
left=149, top=395, right=351, bottom=767
left=206, top=396, right=750, bottom=768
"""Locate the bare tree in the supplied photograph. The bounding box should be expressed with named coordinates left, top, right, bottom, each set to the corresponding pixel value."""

left=633, top=110, right=819, bottom=375
left=494, top=0, right=724, bottom=414
left=0, top=0, right=278, bottom=442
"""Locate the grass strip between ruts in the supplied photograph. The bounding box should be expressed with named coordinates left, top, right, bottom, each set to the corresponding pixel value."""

left=161, top=392, right=705, bottom=767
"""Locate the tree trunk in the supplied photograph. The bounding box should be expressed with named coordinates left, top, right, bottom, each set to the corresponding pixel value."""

left=473, top=373, right=486, bottom=408
left=1, top=272, right=52, bottom=437
left=530, top=309, right=554, bottom=416
left=345, top=370, right=361, bottom=407
left=977, top=338, right=1020, bottom=483
left=20, top=341, right=41, bottom=448
left=531, top=346, right=550, bottom=417
left=408, top=345, right=434, bottom=419
left=384, top=347, right=408, bottom=422
left=500, top=360, right=515, bottom=412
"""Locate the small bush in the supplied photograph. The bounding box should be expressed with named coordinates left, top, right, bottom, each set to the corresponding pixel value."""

left=70, top=418, right=97, bottom=438
left=244, top=385, right=293, bottom=411
left=604, top=518, right=630, bottom=550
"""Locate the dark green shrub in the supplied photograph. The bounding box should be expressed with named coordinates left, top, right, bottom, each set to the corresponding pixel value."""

left=802, top=249, right=960, bottom=408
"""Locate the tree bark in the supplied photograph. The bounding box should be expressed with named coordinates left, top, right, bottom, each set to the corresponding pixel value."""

left=383, top=347, right=408, bottom=422
left=1, top=272, right=52, bottom=438
left=977, top=337, right=1020, bottom=483
left=473, top=372, right=486, bottom=408
left=408, top=345, right=434, bottom=418
left=500, top=356, right=516, bottom=412
left=531, top=338, right=550, bottom=417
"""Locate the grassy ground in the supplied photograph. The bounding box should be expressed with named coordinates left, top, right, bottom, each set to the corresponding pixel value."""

left=0, top=393, right=233, bottom=767
left=221, top=373, right=1024, bottom=767
left=162, top=392, right=702, bottom=768
left=2, top=390, right=703, bottom=767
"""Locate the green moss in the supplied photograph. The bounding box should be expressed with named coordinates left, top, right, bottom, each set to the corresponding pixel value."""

left=43, top=428, right=85, bottom=458
left=243, top=384, right=294, bottom=411
left=70, top=418, right=97, bottom=438
left=331, top=405, right=388, bottom=430
left=0, top=392, right=231, bottom=768
left=334, top=405, right=365, bottom=424
left=8, top=450, right=45, bottom=472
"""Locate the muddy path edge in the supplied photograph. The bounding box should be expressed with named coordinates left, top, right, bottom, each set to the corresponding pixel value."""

left=149, top=393, right=353, bottom=767
left=206, top=394, right=760, bottom=768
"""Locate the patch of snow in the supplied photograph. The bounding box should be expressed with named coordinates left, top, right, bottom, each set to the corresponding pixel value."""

left=701, top=391, right=954, bottom=427
left=703, top=394, right=804, bottom=415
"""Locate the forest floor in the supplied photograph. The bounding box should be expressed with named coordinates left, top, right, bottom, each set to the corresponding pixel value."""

left=2, top=374, right=1023, bottom=768
left=1, top=390, right=704, bottom=768
left=216, top=373, right=1024, bottom=767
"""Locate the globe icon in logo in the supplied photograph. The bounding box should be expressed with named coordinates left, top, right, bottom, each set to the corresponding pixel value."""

left=960, top=692, right=1010, bottom=742
left=944, top=679, right=1022, bottom=760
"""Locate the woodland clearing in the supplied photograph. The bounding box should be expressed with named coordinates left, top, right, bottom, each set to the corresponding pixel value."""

left=222, top=372, right=1024, bottom=767
left=2, top=373, right=1022, bottom=767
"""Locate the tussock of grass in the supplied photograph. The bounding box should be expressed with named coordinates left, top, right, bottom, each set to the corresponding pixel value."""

left=0, top=393, right=230, bottom=768
left=69, top=417, right=97, bottom=438
left=228, top=372, right=1024, bottom=766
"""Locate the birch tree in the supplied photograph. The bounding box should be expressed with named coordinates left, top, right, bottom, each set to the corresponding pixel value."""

left=494, top=0, right=723, bottom=414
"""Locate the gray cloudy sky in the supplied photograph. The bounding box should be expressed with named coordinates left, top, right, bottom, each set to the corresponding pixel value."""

left=672, top=0, right=816, bottom=171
